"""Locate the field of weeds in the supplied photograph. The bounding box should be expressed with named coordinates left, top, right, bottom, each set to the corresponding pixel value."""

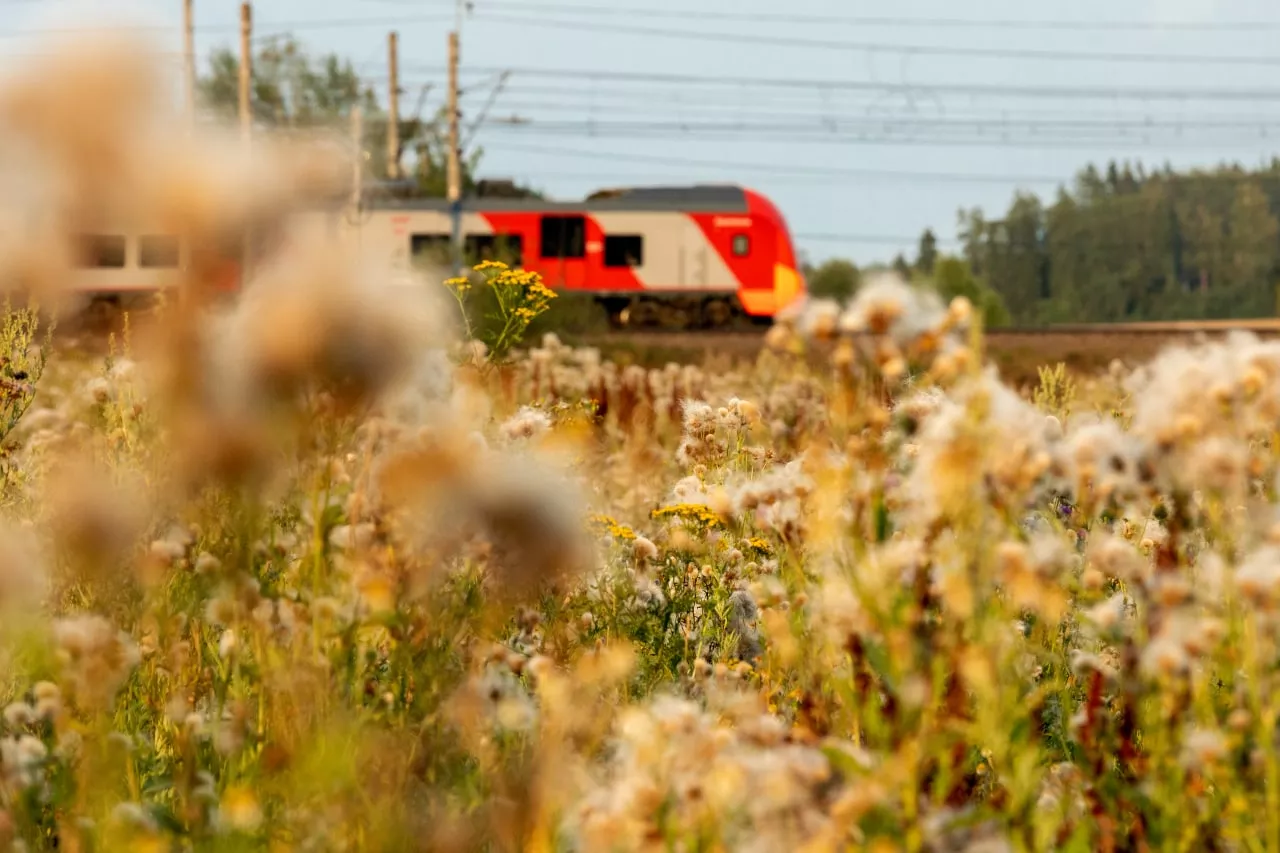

left=2, top=28, right=1280, bottom=853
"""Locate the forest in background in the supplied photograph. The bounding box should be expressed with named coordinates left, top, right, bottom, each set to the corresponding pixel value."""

left=957, top=162, right=1280, bottom=324
left=808, top=161, right=1280, bottom=326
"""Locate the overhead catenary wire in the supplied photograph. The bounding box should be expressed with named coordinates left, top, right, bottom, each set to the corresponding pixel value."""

left=476, top=141, right=1067, bottom=184
left=10, top=10, right=1277, bottom=69
left=370, top=80, right=1280, bottom=123
left=384, top=0, right=1280, bottom=33
left=428, top=13, right=1280, bottom=69
left=467, top=122, right=1280, bottom=151
left=392, top=64, right=1280, bottom=104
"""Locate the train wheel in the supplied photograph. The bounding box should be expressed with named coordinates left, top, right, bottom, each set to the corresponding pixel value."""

left=659, top=301, right=697, bottom=330
left=624, top=298, right=662, bottom=328
left=600, top=297, right=629, bottom=329
left=703, top=298, right=734, bottom=329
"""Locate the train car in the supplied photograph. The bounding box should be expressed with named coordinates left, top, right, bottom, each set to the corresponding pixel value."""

left=46, top=183, right=806, bottom=330
left=39, top=227, right=244, bottom=300
left=346, top=184, right=806, bottom=329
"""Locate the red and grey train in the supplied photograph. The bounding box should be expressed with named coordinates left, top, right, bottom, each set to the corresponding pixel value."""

left=58, top=184, right=807, bottom=329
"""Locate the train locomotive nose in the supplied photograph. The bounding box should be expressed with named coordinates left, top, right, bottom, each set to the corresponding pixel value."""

left=774, top=263, right=803, bottom=313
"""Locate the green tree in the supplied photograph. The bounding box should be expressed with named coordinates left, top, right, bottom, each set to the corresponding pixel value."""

left=978, top=193, right=1045, bottom=323
left=957, top=207, right=987, bottom=277
left=200, top=37, right=375, bottom=130
left=198, top=37, right=542, bottom=200
left=916, top=229, right=939, bottom=275
left=805, top=258, right=861, bottom=301
left=1225, top=182, right=1279, bottom=289
left=199, top=37, right=415, bottom=181
left=892, top=253, right=912, bottom=280
left=929, top=256, right=1011, bottom=328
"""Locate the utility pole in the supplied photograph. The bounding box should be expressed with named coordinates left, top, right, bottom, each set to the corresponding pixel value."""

left=387, top=31, right=400, bottom=181
left=352, top=105, right=364, bottom=225
left=239, top=1, right=252, bottom=283
left=182, top=0, right=195, bottom=131
left=238, top=2, right=251, bottom=146
left=447, top=29, right=461, bottom=276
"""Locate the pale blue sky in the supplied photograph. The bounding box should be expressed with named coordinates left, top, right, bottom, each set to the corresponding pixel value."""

left=8, top=0, right=1280, bottom=266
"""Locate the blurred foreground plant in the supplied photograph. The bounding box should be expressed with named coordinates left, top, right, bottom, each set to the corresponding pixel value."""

left=0, top=298, right=50, bottom=445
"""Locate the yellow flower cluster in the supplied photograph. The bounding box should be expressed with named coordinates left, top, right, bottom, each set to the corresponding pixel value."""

left=744, top=536, right=772, bottom=554
left=587, top=513, right=637, bottom=541
left=651, top=503, right=725, bottom=529
left=492, top=268, right=558, bottom=313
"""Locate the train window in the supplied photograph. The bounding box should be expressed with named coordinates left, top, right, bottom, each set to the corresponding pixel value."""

left=410, top=233, right=451, bottom=266
left=540, top=215, right=586, bottom=259
left=139, top=235, right=181, bottom=268
left=74, top=234, right=127, bottom=269
left=604, top=235, right=643, bottom=268
left=732, top=234, right=751, bottom=257
left=466, top=233, right=524, bottom=266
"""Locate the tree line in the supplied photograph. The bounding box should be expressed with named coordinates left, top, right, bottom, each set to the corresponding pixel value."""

left=957, top=161, right=1280, bottom=324
left=806, top=159, right=1280, bottom=325
left=801, top=232, right=1012, bottom=329
left=199, top=37, right=542, bottom=200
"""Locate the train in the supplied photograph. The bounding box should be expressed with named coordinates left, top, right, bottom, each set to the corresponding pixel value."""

left=55, top=183, right=808, bottom=330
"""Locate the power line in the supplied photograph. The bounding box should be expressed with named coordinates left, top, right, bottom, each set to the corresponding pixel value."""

left=487, top=115, right=1280, bottom=132
left=476, top=117, right=1280, bottom=140
left=479, top=141, right=1067, bottom=184
left=470, top=99, right=1280, bottom=131
left=390, top=0, right=1280, bottom=32
left=474, top=119, right=1280, bottom=149
left=441, top=84, right=1280, bottom=123
left=369, top=107, right=1280, bottom=142
left=0, top=14, right=454, bottom=41
left=384, top=75, right=1280, bottom=120
left=797, top=232, right=957, bottom=246
left=398, top=64, right=1280, bottom=104
left=465, top=14, right=1280, bottom=68
left=474, top=169, right=1045, bottom=187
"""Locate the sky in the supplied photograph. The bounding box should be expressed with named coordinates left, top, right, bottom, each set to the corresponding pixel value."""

left=7, top=0, right=1280, bottom=266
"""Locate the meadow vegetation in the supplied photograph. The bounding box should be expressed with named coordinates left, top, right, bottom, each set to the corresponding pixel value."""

left=0, top=28, right=1277, bottom=853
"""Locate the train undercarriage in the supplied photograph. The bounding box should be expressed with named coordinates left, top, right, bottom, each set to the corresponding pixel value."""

left=597, top=293, right=773, bottom=332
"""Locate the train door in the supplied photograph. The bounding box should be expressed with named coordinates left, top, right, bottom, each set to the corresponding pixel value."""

left=676, top=218, right=710, bottom=292
left=538, top=214, right=588, bottom=291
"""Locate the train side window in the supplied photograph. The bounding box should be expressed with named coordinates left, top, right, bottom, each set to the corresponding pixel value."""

left=139, top=235, right=181, bottom=268
left=540, top=215, right=585, bottom=259
left=604, top=235, right=643, bottom=268
left=466, top=233, right=524, bottom=266
left=410, top=233, right=451, bottom=266
left=75, top=234, right=127, bottom=269
left=732, top=234, right=751, bottom=257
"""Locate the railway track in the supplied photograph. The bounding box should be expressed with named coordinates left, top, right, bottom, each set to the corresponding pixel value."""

left=46, top=293, right=1280, bottom=367
left=595, top=318, right=1280, bottom=344
left=987, top=319, right=1280, bottom=336
left=582, top=319, right=1280, bottom=379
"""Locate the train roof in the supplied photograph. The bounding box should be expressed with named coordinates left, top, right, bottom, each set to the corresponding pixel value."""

left=363, top=184, right=751, bottom=214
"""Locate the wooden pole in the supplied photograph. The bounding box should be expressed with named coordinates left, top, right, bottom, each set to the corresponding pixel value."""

left=447, top=30, right=461, bottom=275
left=183, top=0, right=195, bottom=130
left=387, top=31, right=400, bottom=181
left=352, top=105, right=364, bottom=213
left=239, top=2, right=252, bottom=282
left=238, top=2, right=251, bottom=146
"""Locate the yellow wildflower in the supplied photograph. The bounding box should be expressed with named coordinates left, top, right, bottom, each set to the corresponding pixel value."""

left=651, top=503, right=725, bottom=529
left=588, top=513, right=637, bottom=541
